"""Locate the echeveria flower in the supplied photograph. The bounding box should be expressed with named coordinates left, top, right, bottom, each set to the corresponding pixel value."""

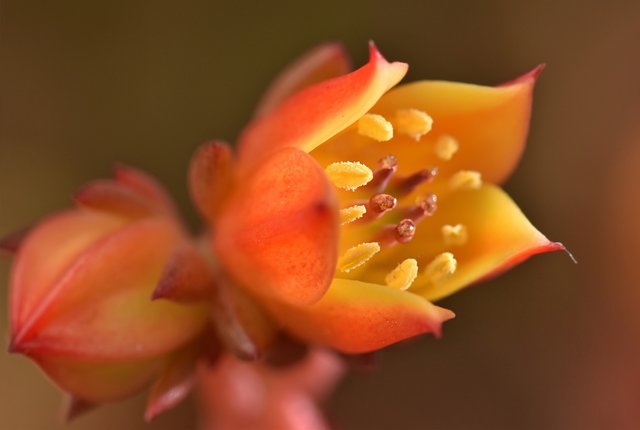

left=193, top=42, right=563, bottom=354
left=3, top=42, right=562, bottom=422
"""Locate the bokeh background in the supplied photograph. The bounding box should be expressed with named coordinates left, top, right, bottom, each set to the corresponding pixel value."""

left=1, top=0, right=639, bottom=429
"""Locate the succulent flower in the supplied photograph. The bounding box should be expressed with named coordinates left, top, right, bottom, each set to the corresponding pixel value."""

left=2, top=42, right=563, bottom=422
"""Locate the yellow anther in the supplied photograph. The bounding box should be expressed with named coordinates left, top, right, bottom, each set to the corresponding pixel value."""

left=340, top=205, right=367, bottom=225
left=357, top=114, right=394, bottom=141
left=441, top=224, right=468, bottom=246
left=423, top=252, right=457, bottom=286
left=395, top=109, right=433, bottom=140
left=434, top=134, right=459, bottom=161
left=449, top=170, right=482, bottom=191
left=385, top=258, right=419, bottom=291
left=325, top=162, right=373, bottom=191
left=338, top=242, right=380, bottom=273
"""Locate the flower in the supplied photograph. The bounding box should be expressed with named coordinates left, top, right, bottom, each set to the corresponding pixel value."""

left=2, top=41, right=563, bottom=422
left=187, top=42, right=563, bottom=355
left=3, top=165, right=208, bottom=411
left=197, top=347, right=344, bottom=430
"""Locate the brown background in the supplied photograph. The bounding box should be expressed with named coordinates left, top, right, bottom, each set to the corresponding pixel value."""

left=1, top=0, right=640, bottom=429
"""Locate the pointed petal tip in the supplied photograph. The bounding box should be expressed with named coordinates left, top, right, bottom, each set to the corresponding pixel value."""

left=7, top=338, right=20, bottom=354
left=498, top=64, right=545, bottom=87
left=430, top=307, right=456, bottom=339
left=64, top=396, right=97, bottom=422
left=0, top=225, right=32, bottom=254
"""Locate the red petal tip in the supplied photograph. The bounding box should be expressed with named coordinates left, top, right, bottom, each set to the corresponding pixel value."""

left=498, top=64, right=546, bottom=87
left=430, top=308, right=456, bottom=339
left=0, top=226, right=31, bottom=254
left=64, top=396, right=97, bottom=422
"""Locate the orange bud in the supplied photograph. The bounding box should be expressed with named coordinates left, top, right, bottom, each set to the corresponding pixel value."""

left=6, top=168, right=208, bottom=404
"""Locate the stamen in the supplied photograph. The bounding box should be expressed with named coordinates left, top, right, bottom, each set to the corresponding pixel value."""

left=393, top=167, right=438, bottom=196
left=449, top=170, right=482, bottom=191
left=395, top=109, right=433, bottom=140
left=340, top=205, right=367, bottom=225
left=407, top=193, right=438, bottom=222
left=434, top=134, right=459, bottom=160
left=359, top=193, right=396, bottom=222
left=423, top=252, right=457, bottom=286
left=395, top=219, right=416, bottom=244
left=376, top=219, right=417, bottom=248
left=385, top=258, right=419, bottom=291
left=338, top=242, right=381, bottom=272
left=357, top=114, right=394, bottom=142
left=441, top=224, right=468, bottom=246
left=325, top=162, right=373, bottom=191
left=365, top=155, right=398, bottom=193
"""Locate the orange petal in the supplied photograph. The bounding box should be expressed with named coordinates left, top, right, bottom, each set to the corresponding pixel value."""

left=145, top=344, right=200, bottom=422
left=215, top=147, right=339, bottom=306
left=10, top=218, right=208, bottom=360
left=237, top=43, right=407, bottom=175
left=74, top=180, right=157, bottom=218
left=152, top=241, right=215, bottom=302
left=264, top=278, right=454, bottom=354
left=253, top=42, right=351, bottom=118
left=188, top=141, right=234, bottom=221
left=114, top=163, right=178, bottom=216
left=34, top=354, right=163, bottom=403
left=312, top=66, right=541, bottom=189
left=9, top=210, right=127, bottom=332
left=354, top=185, right=562, bottom=302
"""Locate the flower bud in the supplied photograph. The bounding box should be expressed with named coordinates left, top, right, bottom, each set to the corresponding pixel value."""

left=7, top=166, right=208, bottom=404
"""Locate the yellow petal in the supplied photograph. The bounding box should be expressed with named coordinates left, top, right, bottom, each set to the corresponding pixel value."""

left=347, top=185, right=562, bottom=302
left=312, top=67, right=541, bottom=192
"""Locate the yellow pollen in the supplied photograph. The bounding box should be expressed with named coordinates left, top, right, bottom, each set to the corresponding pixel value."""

left=325, top=162, right=373, bottom=191
left=434, top=134, right=459, bottom=160
left=340, top=205, right=367, bottom=225
left=395, top=109, right=433, bottom=140
left=423, top=252, right=457, bottom=286
left=385, top=258, right=419, bottom=291
left=441, top=224, right=468, bottom=246
left=357, top=114, right=394, bottom=141
left=449, top=170, right=482, bottom=191
left=338, top=242, right=380, bottom=273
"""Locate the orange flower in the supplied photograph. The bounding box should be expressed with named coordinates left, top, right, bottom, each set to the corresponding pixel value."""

left=4, top=165, right=208, bottom=410
left=2, top=42, right=563, bottom=423
left=190, top=42, right=563, bottom=355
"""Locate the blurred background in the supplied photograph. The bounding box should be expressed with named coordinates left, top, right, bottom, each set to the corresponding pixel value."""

left=1, top=0, right=639, bottom=429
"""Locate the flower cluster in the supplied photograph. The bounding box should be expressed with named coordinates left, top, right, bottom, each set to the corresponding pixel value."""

left=2, top=42, right=561, bottom=424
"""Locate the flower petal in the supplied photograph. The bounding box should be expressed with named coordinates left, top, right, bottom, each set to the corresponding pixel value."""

left=350, top=185, right=562, bottom=302
left=312, top=66, right=541, bottom=188
left=9, top=210, right=127, bottom=331
left=188, top=141, right=234, bottom=221
left=264, top=278, right=454, bottom=354
left=74, top=180, right=157, bottom=218
left=11, top=218, right=208, bottom=360
left=215, top=147, right=339, bottom=306
left=33, top=354, right=162, bottom=403
left=114, top=164, right=179, bottom=216
left=237, top=43, right=407, bottom=174
left=152, top=241, right=215, bottom=302
left=144, top=344, right=200, bottom=422
left=253, top=42, right=351, bottom=118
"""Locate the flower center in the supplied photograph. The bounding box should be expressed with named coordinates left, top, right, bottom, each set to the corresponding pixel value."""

left=322, top=108, right=483, bottom=291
